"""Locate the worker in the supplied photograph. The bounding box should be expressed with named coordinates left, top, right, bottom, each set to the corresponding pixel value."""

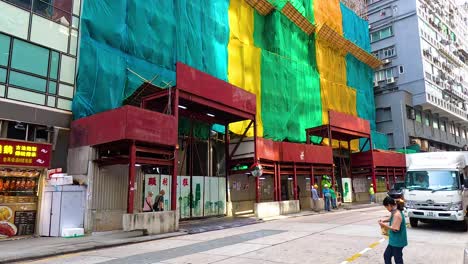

left=369, top=183, right=376, bottom=204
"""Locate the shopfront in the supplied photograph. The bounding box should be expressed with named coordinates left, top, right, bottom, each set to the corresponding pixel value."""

left=0, top=139, right=51, bottom=239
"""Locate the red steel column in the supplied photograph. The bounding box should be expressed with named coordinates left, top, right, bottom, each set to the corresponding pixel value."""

left=369, top=138, right=377, bottom=193
left=278, top=164, right=282, bottom=201
left=225, top=125, right=230, bottom=203
left=171, top=87, right=179, bottom=211
left=273, top=163, right=278, bottom=201
left=127, top=142, right=136, bottom=214
left=293, top=163, right=298, bottom=200
left=254, top=120, right=260, bottom=203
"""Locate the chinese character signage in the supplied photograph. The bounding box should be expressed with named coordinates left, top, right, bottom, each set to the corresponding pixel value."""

left=0, top=140, right=51, bottom=168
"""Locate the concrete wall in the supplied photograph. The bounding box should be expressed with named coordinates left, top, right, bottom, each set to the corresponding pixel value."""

left=123, top=211, right=179, bottom=235
left=254, top=200, right=300, bottom=219
left=227, top=201, right=255, bottom=217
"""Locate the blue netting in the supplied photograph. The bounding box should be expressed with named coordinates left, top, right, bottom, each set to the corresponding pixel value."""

left=340, top=3, right=371, bottom=52
left=74, top=0, right=229, bottom=119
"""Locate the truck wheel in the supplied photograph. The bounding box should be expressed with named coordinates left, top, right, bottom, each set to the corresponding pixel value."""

left=460, top=219, right=468, bottom=232
left=410, top=218, right=418, bottom=228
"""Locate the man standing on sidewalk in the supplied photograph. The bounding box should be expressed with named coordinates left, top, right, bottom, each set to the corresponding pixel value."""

left=330, top=186, right=337, bottom=209
left=369, top=184, right=375, bottom=204
left=323, top=184, right=331, bottom=212
left=311, top=184, right=320, bottom=212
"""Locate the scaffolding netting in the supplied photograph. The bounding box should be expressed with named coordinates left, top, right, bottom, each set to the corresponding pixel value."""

left=74, top=0, right=387, bottom=149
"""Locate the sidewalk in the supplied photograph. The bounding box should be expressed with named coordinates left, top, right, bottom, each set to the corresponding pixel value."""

left=0, top=230, right=187, bottom=264
left=0, top=203, right=379, bottom=263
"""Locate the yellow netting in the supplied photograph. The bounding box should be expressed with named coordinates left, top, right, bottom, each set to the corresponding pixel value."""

left=313, top=0, right=343, bottom=35
left=315, top=39, right=347, bottom=85
left=227, top=0, right=263, bottom=137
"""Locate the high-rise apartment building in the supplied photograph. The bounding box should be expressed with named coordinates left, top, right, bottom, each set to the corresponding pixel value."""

left=367, top=0, right=468, bottom=151
left=0, top=0, right=81, bottom=168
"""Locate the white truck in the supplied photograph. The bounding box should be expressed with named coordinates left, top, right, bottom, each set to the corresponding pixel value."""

left=404, top=152, right=468, bottom=231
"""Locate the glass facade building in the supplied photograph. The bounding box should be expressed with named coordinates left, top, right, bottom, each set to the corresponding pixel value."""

left=0, top=0, right=80, bottom=110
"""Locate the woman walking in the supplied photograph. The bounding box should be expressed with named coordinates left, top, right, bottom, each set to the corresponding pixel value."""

left=378, top=196, right=408, bottom=264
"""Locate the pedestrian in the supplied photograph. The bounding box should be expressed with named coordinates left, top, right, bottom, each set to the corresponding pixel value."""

left=330, top=185, right=337, bottom=209
left=378, top=196, right=407, bottom=264
left=153, top=190, right=165, bottom=212
left=323, top=184, right=331, bottom=212
left=143, top=191, right=154, bottom=212
left=369, top=183, right=375, bottom=204
left=311, top=184, right=320, bottom=212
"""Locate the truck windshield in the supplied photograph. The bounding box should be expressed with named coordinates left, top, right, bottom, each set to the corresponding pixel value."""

left=405, top=171, right=459, bottom=191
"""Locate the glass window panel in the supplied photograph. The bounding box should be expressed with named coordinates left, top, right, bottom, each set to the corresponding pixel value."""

left=33, top=0, right=72, bottom=27
left=58, top=83, right=73, bottom=98
left=0, top=84, right=5, bottom=97
left=47, top=95, right=55, bottom=107
left=0, top=34, right=10, bottom=66
left=12, top=39, right=49, bottom=76
left=72, top=16, right=79, bottom=28
left=8, top=87, right=45, bottom=105
left=73, top=0, right=81, bottom=16
left=48, top=81, right=57, bottom=94
left=70, top=29, right=78, bottom=56
left=50, top=51, right=59, bottom=79
left=30, top=15, right=69, bottom=53
left=415, top=111, right=422, bottom=122
left=60, top=55, right=75, bottom=84
left=0, top=68, right=6, bottom=83
left=4, top=0, right=32, bottom=10
left=0, top=1, right=30, bottom=39
left=9, top=71, right=47, bottom=92
left=57, top=98, right=72, bottom=110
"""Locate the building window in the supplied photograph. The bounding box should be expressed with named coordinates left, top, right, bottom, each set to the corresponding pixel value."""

left=399, top=65, right=404, bottom=74
left=424, top=113, right=430, bottom=126
left=433, top=118, right=439, bottom=129
left=0, top=32, right=75, bottom=111
left=441, top=121, right=446, bottom=132
left=32, top=0, right=73, bottom=26
left=374, top=68, right=395, bottom=82
left=415, top=111, right=422, bottom=122
left=373, top=46, right=396, bottom=59
left=456, top=127, right=460, bottom=137
left=370, top=26, right=393, bottom=42
left=11, top=39, right=49, bottom=77
left=462, top=129, right=466, bottom=139
left=4, top=0, right=32, bottom=10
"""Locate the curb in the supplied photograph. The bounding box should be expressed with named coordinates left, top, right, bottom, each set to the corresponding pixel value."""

left=2, top=231, right=188, bottom=264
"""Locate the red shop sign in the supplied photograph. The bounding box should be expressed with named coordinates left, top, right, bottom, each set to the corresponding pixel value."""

left=0, top=139, right=52, bottom=168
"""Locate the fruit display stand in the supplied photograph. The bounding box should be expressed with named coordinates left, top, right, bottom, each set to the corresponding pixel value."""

left=0, top=139, right=51, bottom=240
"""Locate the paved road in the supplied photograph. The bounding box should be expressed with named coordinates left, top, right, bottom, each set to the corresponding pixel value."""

left=21, top=207, right=468, bottom=264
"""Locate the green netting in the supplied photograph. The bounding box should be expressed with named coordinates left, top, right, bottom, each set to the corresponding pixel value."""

left=340, top=2, right=370, bottom=52
left=74, top=0, right=229, bottom=119
left=268, top=0, right=314, bottom=24
left=178, top=117, right=210, bottom=140
left=260, top=52, right=321, bottom=142
left=253, top=10, right=320, bottom=142
left=254, top=11, right=315, bottom=64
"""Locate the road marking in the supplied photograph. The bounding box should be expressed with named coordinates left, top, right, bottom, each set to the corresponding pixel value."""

left=340, top=237, right=387, bottom=263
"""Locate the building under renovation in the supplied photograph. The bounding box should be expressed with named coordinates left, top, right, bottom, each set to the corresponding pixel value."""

left=68, top=0, right=405, bottom=232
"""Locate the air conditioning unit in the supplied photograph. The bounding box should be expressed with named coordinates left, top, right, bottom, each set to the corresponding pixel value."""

left=387, top=77, right=396, bottom=84
left=383, top=59, right=391, bottom=64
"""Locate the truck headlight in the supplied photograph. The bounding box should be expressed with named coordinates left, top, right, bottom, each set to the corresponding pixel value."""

left=449, top=202, right=463, bottom=211
left=405, top=200, right=415, bottom=209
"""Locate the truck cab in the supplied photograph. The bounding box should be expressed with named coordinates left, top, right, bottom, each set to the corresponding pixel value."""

left=403, top=152, right=468, bottom=231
